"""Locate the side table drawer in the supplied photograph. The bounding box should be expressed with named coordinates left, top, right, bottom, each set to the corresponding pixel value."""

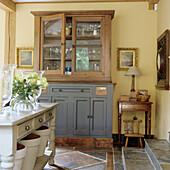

left=45, top=110, right=54, bottom=121
left=35, top=114, right=45, bottom=128
left=17, top=119, right=34, bottom=139
left=122, top=104, right=148, bottom=111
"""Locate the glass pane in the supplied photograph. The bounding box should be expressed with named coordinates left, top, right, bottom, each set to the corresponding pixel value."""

left=76, top=47, right=101, bottom=71
left=65, top=40, right=72, bottom=59
left=43, top=18, right=62, bottom=44
left=43, top=46, right=61, bottom=71
left=76, top=21, right=101, bottom=45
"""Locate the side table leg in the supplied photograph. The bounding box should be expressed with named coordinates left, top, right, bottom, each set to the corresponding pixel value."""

left=48, top=106, right=57, bottom=165
left=1, top=155, right=14, bottom=170
left=145, top=111, right=148, bottom=138
left=118, top=103, right=122, bottom=146
left=148, top=107, right=151, bottom=139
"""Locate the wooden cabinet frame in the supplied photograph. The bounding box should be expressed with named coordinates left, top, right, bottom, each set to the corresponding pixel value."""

left=31, top=10, right=115, bottom=83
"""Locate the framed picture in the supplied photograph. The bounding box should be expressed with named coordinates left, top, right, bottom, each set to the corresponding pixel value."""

left=137, top=90, right=148, bottom=95
left=117, top=48, right=138, bottom=71
left=17, top=48, right=34, bottom=69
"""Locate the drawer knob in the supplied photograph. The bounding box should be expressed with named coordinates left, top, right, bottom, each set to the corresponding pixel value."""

left=81, top=89, right=84, bottom=92
left=39, top=118, right=43, bottom=122
left=59, top=89, right=62, bottom=92
left=49, top=113, right=52, bottom=116
left=25, top=125, right=30, bottom=131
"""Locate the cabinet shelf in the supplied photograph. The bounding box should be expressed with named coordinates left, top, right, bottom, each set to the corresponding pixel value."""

left=89, top=58, right=100, bottom=61
left=44, top=34, right=100, bottom=40
left=44, top=58, right=61, bottom=60
left=77, top=35, right=100, bottom=40
left=45, top=34, right=72, bottom=40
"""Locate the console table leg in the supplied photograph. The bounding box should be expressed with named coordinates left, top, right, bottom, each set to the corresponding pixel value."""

left=48, top=107, right=57, bottom=165
left=1, top=155, right=14, bottom=170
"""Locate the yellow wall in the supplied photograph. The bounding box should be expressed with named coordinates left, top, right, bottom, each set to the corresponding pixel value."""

left=15, top=2, right=157, bottom=134
left=0, top=9, right=6, bottom=63
left=155, top=0, right=170, bottom=140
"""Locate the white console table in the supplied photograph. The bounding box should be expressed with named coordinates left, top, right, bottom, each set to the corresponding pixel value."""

left=0, top=103, right=58, bottom=170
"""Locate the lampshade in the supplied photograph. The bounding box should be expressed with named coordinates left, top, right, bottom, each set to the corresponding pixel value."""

left=125, top=66, right=142, bottom=76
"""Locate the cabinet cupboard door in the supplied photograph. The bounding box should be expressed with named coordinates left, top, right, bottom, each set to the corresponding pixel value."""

left=73, top=97, right=90, bottom=135
left=40, top=14, right=66, bottom=74
left=53, top=97, right=68, bottom=135
left=90, top=98, right=106, bottom=136
left=72, top=17, right=104, bottom=75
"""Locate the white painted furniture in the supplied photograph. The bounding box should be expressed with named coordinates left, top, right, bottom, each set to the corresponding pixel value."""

left=0, top=103, right=58, bottom=170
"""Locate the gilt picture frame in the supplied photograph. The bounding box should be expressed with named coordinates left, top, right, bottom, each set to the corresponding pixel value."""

left=117, top=48, right=138, bottom=71
left=17, top=48, right=34, bottom=69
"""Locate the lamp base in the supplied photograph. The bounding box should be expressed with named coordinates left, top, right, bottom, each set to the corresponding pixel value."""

left=130, top=91, right=136, bottom=101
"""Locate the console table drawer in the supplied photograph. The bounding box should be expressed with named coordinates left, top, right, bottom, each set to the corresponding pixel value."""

left=50, top=87, right=91, bottom=94
left=45, top=110, right=54, bottom=121
left=122, top=104, right=148, bottom=111
left=35, top=114, right=45, bottom=128
left=17, top=119, right=34, bottom=139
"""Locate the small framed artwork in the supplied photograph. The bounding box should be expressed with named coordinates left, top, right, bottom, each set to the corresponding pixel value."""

left=117, top=48, right=138, bottom=71
left=137, top=90, right=148, bottom=95
left=17, top=48, right=34, bottom=69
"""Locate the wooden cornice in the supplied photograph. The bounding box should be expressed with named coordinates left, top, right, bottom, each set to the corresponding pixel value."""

left=0, top=0, right=16, bottom=12
left=148, top=0, right=159, bottom=10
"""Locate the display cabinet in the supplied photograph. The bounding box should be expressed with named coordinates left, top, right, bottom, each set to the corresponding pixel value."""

left=32, top=10, right=115, bottom=82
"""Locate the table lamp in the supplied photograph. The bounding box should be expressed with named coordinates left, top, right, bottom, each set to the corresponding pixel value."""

left=125, top=66, right=142, bottom=101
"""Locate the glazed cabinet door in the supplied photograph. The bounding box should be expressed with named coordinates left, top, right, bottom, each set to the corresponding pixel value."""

left=40, top=14, right=66, bottom=74
left=52, top=97, right=68, bottom=135
left=90, top=98, right=107, bottom=136
left=73, top=97, right=90, bottom=136
left=72, top=17, right=104, bottom=75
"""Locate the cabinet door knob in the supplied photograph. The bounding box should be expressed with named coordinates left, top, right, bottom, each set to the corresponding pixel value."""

left=59, top=89, right=62, bottom=92
left=81, top=89, right=84, bottom=92
left=49, top=113, right=52, bottom=116
left=39, top=118, right=43, bottom=122
left=72, top=45, right=75, bottom=48
left=25, top=125, right=30, bottom=131
left=87, top=115, right=90, bottom=118
left=61, top=43, right=63, bottom=46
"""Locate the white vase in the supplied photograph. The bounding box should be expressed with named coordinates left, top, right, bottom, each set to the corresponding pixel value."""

left=19, top=133, right=41, bottom=170
left=0, top=143, right=26, bottom=170
left=14, top=143, right=27, bottom=170
left=34, top=126, right=51, bottom=157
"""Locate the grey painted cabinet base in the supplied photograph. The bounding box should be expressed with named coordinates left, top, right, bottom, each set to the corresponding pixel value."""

left=38, top=84, right=114, bottom=138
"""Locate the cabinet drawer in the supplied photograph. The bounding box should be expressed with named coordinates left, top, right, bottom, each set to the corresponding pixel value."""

left=35, top=114, right=45, bottom=128
left=45, top=110, right=54, bottom=121
left=122, top=104, right=148, bottom=111
left=50, top=87, right=91, bottom=94
left=17, top=119, right=34, bottom=139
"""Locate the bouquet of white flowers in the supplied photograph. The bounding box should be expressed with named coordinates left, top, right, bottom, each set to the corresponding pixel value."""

left=12, top=72, right=49, bottom=100
left=11, top=72, right=49, bottom=111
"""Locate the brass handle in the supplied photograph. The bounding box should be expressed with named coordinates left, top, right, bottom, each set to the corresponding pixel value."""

left=25, top=125, right=30, bottom=131
left=39, top=118, right=43, bottom=122
left=49, top=113, right=52, bottom=116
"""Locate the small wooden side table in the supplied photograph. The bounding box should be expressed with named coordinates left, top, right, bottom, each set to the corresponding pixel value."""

left=118, top=100, right=153, bottom=146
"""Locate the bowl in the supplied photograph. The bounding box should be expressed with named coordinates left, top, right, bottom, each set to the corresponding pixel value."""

left=137, top=94, right=150, bottom=102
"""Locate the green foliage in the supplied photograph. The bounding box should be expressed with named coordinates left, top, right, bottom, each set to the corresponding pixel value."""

left=12, top=72, right=49, bottom=100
